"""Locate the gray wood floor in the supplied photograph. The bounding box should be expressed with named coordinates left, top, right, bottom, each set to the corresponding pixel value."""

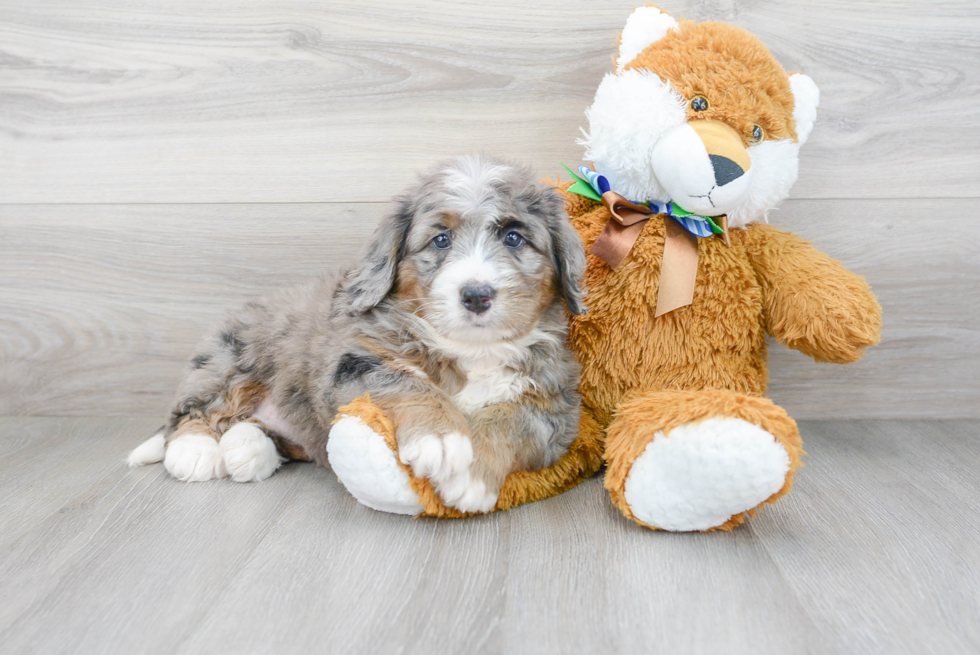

left=1, top=418, right=978, bottom=655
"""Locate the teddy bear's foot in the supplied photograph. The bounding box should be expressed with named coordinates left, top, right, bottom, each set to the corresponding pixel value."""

left=603, top=389, right=804, bottom=531
left=623, top=417, right=790, bottom=531
left=327, top=414, right=423, bottom=515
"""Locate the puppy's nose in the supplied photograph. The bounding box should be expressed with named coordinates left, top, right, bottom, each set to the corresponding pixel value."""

left=460, top=285, right=495, bottom=314
left=709, top=154, right=745, bottom=187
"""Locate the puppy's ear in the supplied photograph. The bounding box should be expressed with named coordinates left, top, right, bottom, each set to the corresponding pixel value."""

left=527, top=183, right=587, bottom=315
left=341, top=196, right=413, bottom=315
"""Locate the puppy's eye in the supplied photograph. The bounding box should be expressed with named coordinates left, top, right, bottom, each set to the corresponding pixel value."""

left=749, top=124, right=765, bottom=144
left=503, top=231, right=525, bottom=249
left=690, top=95, right=709, bottom=112
left=431, top=233, right=451, bottom=250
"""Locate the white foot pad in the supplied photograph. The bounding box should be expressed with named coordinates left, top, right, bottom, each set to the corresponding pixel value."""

left=164, top=434, right=226, bottom=482
left=327, top=416, right=424, bottom=515
left=624, top=417, right=791, bottom=531
left=220, top=422, right=283, bottom=482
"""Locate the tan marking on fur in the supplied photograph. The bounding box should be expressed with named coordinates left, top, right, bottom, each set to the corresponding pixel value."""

left=439, top=212, right=462, bottom=231
left=170, top=384, right=311, bottom=462
left=169, top=418, right=220, bottom=443
left=393, top=260, right=425, bottom=308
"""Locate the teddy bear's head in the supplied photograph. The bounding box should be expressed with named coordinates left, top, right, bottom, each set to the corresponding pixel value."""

left=579, top=7, right=819, bottom=228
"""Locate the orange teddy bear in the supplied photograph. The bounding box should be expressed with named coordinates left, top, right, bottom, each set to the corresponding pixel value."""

left=327, top=7, right=882, bottom=531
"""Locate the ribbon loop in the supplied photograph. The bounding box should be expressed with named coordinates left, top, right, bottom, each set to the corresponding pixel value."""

left=589, top=191, right=654, bottom=270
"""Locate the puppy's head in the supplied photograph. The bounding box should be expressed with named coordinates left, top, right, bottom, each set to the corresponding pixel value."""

left=342, top=155, right=586, bottom=342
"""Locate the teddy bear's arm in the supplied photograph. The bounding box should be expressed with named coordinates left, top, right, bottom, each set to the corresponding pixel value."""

left=743, top=223, right=882, bottom=364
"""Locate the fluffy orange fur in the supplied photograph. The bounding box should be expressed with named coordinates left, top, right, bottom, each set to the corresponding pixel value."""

left=626, top=20, right=798, bottom=143
left=562, top=186, right=879, bottom=530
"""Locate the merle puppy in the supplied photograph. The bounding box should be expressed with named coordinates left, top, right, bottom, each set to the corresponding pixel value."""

left=128, top=155, right=587, bottom=513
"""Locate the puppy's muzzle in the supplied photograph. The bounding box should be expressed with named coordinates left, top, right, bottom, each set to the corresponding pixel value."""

left=460, top=284, right=495, bottom=314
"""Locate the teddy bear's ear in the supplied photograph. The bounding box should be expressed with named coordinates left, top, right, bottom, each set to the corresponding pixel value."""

left=789, top=73, right=820, bottom=145
left=616, top=6, right=679, bottom=72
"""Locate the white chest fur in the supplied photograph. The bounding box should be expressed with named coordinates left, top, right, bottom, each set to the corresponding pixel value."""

left=453, top=358, right=531, bottom=414
left=432, top=335, right=546, bottom=415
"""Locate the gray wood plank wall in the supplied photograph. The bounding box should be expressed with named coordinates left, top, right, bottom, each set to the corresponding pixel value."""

left=2, top=0, right=978, bottom=419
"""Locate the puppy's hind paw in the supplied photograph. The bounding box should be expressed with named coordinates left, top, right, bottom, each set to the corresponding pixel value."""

left=220, top=422, right=283, bottom=482
left=164, top=434, right=225, bottom=482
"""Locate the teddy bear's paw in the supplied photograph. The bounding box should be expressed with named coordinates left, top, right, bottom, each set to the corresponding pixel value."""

left=624, top=417, right=790, bottom=531
left=327, top=415, right=423, bottom=515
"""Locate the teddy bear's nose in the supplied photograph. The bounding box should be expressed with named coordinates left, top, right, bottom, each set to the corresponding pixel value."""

left=710, top=155, right=745, bottom=187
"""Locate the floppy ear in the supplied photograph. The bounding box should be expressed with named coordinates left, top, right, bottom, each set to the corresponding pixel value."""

left=526, top=184, right=587, bottom=315
left=789, top=73, right=820, bottom=145
left=616, top=6, right=678, bottom=72
left=341, top=196, right=413, bottom=315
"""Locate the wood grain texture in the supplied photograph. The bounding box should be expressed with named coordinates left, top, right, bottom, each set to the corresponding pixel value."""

left=2, top=199, right=977, bottom=419
left=1, top=0, right=978, bottom=203
left=0, top=417, right=978, bottom=654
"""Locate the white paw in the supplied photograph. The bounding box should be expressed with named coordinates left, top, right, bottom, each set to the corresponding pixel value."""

left=398, top=432, right=496, bottom=513
left=164, top=434, right=225, bottom=482
left=327, top=415, right=423, bottom=515
left=436, top=471, right=498, bottom=513
left=127, top=433, right=165, bottom=467
left=624, top=417, right=791, bottom=531
left=398, top=432, right=472, bottom=481
left=220, top=422, right=283, bottom=482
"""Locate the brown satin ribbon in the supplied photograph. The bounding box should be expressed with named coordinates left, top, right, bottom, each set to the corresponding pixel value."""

left=655, top=218, right=699, bottom=317
left=588, top=192, right=657, bottom=269
left=588, top=192, right=729, bottom=317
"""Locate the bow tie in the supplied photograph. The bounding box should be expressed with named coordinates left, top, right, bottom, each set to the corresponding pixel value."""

left=561, top=163, right=731, bottom=317
left=568, top=164, right=726, bottom=238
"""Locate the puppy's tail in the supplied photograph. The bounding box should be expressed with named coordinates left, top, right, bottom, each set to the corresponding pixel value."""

left=127, top=431, right=166, bottom=468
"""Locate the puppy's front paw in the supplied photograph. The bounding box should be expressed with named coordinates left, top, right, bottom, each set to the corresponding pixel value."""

left=398, top=432, right=498, bottom=513
left=398, top=432, right=472, bottom=482
left=438, top=472, right=499, bottom=513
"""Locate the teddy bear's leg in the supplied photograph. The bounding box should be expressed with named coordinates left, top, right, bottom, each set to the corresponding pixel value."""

left=603, top=389, right=803, bottom=532
left=326, top=401, right=423, bottom=516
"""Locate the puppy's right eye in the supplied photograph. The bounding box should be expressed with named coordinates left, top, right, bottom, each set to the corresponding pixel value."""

left=431, top=233, right=451, bottom=250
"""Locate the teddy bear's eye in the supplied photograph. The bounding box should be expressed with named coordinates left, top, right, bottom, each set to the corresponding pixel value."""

left=749, top=124, right=765, bottom=144
left=690, top=95, right=709, bottom=112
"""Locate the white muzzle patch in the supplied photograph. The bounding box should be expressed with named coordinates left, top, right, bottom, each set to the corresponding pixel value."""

left=651, top=123, right=755, bottom=216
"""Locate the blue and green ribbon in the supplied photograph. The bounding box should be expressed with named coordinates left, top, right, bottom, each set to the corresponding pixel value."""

left=561, top=163, right=725, bottom=238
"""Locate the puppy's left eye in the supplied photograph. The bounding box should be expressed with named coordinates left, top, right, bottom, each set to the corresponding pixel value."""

left=749, top=124, right=765, bottom=144
left=432, top=233, right=451, bottom=249
left=503, top=231, right=525, bottom=249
